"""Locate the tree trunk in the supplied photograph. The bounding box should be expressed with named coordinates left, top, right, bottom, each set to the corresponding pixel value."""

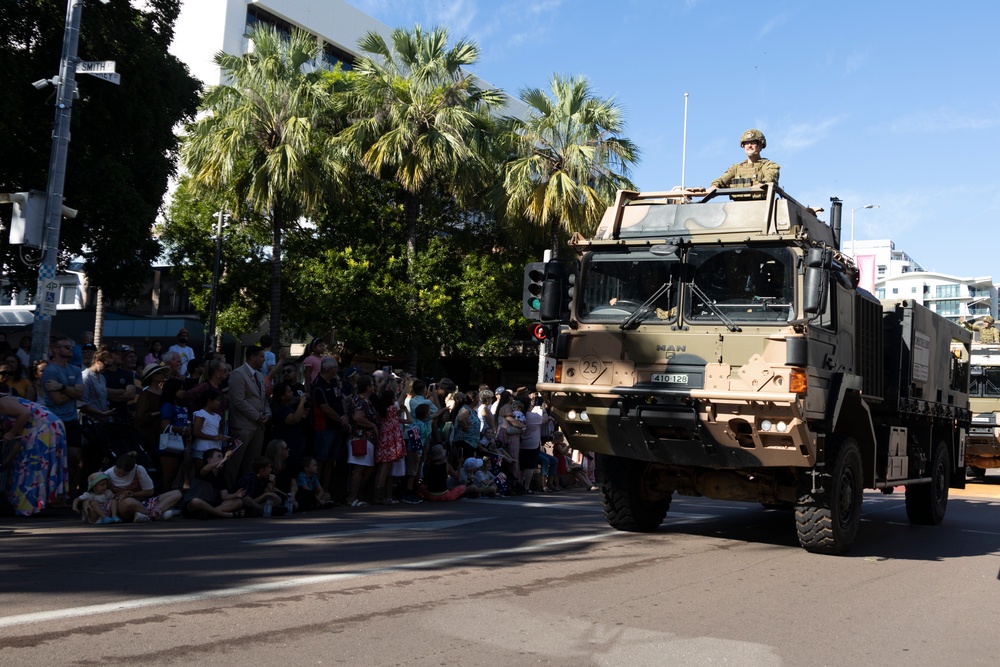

left=549, top=215, right=561, bottom=258
left=404, top=191, right=420, bottom=374
left=269, top=206, right=282, bottom=350
left=93, top=288, right=105, bottom=348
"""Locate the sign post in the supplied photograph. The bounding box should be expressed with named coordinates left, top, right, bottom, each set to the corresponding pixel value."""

left=30, top=1, right=115, bottom=362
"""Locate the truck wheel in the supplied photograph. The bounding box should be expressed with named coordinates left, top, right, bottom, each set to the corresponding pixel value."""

left=795, top=437, right=863, bottom=555
left=905, top=444, right=949, bottom=526
left=597, top=454, right=670, bottom=532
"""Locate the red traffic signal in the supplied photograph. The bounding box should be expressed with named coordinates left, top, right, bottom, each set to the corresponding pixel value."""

left=530, top=323, right=551, bottom=341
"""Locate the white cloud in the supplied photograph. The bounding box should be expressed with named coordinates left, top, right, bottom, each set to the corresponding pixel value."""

left=888, top=109, right=1000, bottom=134
left=778, top=116, right=847, bottom=152
left=758, top=13, right=790, bottom=39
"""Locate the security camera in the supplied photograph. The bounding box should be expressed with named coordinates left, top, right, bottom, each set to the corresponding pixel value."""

left=32, top=78, right=49, bottom=90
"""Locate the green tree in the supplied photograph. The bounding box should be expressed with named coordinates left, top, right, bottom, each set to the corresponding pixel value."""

left=0, top=0, right=200, bottom=300
left=335, top=24, right=505, bottom=369
left=182, top=24, right=342, bottom=346
left=503, top=74, right=639, bottom=256
left=158, top=176, right=272, bottom=340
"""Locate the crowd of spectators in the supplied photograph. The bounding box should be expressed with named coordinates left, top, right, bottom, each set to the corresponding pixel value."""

left=0, top=330, right=598, bottom=522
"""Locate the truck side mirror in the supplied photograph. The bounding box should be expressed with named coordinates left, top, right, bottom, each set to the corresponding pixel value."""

left=803, top=248, right=830, bottom=315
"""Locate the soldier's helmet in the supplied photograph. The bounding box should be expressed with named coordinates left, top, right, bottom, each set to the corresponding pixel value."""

left=740, top=128, right=766, bottom=149
left=984, top=315, right=995, bottom=324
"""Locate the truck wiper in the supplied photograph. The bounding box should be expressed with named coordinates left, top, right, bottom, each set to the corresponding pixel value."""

left=754, top=296, right=794, bottom=315
left=620, top=280, right=672, bottom=331
left=688, top=281, right=742, bottom=332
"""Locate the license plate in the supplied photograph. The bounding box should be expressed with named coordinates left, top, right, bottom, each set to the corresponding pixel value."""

left=651, top=373, right=688, bottom=384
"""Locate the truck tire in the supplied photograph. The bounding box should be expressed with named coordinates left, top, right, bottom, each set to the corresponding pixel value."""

left=905, top=444, right=949, bottom=526
left=795, top=437, right=863, bottom=555
left=597, top=454, right=670, bottom=532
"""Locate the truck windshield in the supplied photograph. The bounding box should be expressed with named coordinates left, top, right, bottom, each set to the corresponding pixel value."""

left=578, top=250, right=679, bottom=324
left=685, top=245, right=795, bottom=324
left=970, top=366, right=1000, bottom=397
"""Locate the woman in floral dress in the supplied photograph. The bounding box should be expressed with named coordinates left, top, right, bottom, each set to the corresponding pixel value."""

left=373, top=385, right=407, bottom=504
left=0, top=395, right=68, bottom=516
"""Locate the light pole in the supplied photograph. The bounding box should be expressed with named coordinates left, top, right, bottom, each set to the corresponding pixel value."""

left=204, top=210, right=227, bottom=357
left=850, top=204, right=880, bottom=257
left=28, top=0, right=109, bottom=364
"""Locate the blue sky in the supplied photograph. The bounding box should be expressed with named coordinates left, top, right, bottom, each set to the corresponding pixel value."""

left=349, top=0, right=1000, bottom=278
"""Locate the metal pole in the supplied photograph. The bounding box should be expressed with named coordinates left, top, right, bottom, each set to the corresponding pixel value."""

left=680, top=93, right=689, bottom=189
left=850, top=207, right=856, bottom=258
left=30, top=0, right=84, bottom=364
left=205, top=210, right=225, bottom=357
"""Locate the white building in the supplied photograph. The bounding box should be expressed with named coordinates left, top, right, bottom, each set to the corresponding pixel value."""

left=171, top=0, right=389, bottom=86
left=854, top=239, right=999, bottom=325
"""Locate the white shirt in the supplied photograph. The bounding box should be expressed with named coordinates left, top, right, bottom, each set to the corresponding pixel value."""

left=192, top=409, right=223, bottom=454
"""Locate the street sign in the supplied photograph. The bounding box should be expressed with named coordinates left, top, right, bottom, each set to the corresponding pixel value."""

left=41, top=281, right=59, bottom=317
left=80, top=71, right=121, bottom=85
left=78, top=60, right=116, bottom=74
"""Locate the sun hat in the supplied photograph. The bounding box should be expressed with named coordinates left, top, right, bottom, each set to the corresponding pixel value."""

left=463, top=457, right=483, bottom=472
left=87, top=472, right=110, bottom=491
left=141, top=363, right=171, bottom=384
left=428, top=444, right=447, bottom=463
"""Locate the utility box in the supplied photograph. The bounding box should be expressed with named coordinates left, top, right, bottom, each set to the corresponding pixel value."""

left=9, top=189, right=45, bottom=248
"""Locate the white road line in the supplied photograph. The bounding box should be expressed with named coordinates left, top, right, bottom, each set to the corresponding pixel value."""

left=0, top=530, right=622, bottom=630
left=243, top=518, right=491, bottom=545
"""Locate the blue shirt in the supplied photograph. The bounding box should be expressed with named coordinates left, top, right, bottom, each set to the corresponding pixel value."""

left=41, top=362, right=81, bottom=423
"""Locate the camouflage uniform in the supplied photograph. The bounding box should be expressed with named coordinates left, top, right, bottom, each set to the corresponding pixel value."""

left=710, top=158, right=780, bottom=189
left=963, top=318, right=1000, bottom=344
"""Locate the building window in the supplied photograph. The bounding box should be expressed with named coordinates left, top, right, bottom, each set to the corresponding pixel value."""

left=875, top=288, right=885, bottom=299
left=911, top=287, right=917, bottom=294
left=892, top=288, right=898, bottom=295
left=877, top=265, right=886, bottom=276
left=322, top=43, right=355, bottom=71
left=936, top=284, right=960, bottom=298
left=246, top=6, right=294, bottom=38
left=937, top=300, right=959, bottom=316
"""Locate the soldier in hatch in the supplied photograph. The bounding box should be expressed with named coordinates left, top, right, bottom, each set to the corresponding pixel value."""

left=961, top=315, right=999, bottom=344
left=709, top=128, right=780, bottom=194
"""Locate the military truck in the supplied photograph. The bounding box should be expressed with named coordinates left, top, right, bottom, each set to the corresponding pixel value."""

left=526, top=183, right=971, bottom=555
left=967, top=344, right=1000, bottom=479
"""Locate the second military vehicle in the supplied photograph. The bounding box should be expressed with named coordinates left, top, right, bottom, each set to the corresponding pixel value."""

left=526, top=183, right=971, bottom=554
left=967, top=344, right=1000, bottom=479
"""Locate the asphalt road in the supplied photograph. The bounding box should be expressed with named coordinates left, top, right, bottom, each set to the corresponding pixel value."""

left=2, top=476, right=999, bottom=667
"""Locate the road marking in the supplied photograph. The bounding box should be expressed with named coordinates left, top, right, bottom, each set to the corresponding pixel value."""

left=242, top=518, right=491, bottom=544
left=0, top=530, right=622, bottom=630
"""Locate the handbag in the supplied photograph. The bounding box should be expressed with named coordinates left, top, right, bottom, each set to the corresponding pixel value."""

left=158, top=425, right=184, bottom=453
left=350, top=437, right=368, bottom=457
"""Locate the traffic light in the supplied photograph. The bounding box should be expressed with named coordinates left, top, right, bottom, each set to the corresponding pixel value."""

left=523, top=262, right=545, bottom=320
left=8, top=190, right=44, bottom=248
left=539, top=260, right=576, bottom=322
left=530, top=323, right=551, bottom=341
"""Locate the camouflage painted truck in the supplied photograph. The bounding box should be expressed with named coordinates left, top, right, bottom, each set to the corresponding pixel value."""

left=525, top=183, right=971, bottom=555
left=967, top=343, right=1000, bottom=479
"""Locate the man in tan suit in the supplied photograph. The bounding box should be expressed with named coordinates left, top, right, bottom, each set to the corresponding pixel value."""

left=227, top=345, right=271, bottom=487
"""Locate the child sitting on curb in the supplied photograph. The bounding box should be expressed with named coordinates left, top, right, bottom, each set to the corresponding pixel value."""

left=72, top=472, right=122, bottom=524
left=418, top=445, right=465, bottom=502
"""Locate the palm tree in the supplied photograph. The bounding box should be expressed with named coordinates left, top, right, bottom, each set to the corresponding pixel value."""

left=337, top=24, right=506, bottom=267
left=182, top=24, right=338, bottom=348
left=503, top=74, right=640, bottom=256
